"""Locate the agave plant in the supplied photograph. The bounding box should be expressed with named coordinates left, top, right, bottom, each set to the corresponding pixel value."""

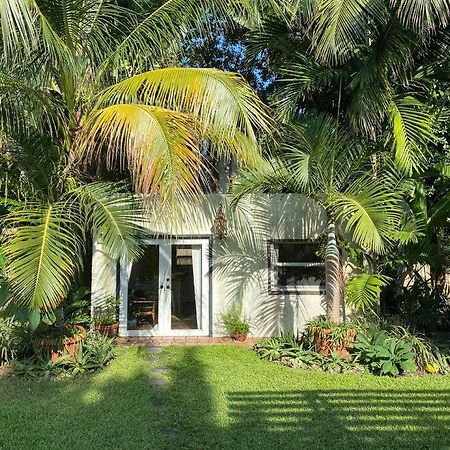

left=0, top=0, right=272, bottom=324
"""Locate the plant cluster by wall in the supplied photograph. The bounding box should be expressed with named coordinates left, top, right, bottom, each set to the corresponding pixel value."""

left=14, top=332, right=115, bottom=380
left=254, top=319, right=449, bottom=377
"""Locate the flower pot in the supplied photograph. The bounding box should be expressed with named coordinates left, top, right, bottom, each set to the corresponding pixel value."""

left=232, top=332, right=247, bottom=342
left=33, top=325, right=86, bottom=361
left=95, top=323, right=118, bottom=337
left=334, top=330, right=358, bottom=359
left=312, top=327, right=357, bottom=358
left=312, top=327, right=333, bottom=356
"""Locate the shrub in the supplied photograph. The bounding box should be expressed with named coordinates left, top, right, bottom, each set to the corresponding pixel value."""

left=13, top=331, right=115, bottom=379
left=0, top=316, right=27, bottom=365
left=353, top=327, right=417, bottom=376
left=254, top=333, right=302, bottom=361
left=220, top=303, right=251, bottom=338
left=389, top=325, right=449, bottom=374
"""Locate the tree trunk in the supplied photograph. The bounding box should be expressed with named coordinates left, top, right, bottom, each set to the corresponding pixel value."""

left=325, top=220, right=343, bottom=323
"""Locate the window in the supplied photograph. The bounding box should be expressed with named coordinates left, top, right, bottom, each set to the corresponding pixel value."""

left=268, top=240, right=325, bottom=293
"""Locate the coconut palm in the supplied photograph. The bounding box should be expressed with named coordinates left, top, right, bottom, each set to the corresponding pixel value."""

left=243, top=0, right=449, bottom=176
left=232, top=114, right=404, bottom=322
left=0, top=0, right=272, bottom=323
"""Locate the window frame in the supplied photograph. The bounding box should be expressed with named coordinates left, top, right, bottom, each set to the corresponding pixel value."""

left=267, top=239, right=326, bottom=294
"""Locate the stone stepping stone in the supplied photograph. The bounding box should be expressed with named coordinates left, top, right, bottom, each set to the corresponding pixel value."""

left=152, top=367, right=169, bottom=374
left=147, top=346, right=163, bottom=354
left=145, top=356, right=160, bottom=363
left=147, top=377, right=167, bottom=387
left=151, top=402, right=167, bottom=412
left=161, top=428, right=178, bottom=438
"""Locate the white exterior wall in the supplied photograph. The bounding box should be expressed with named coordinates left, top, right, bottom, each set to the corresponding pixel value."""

left=91, top=194, right=327, bottom=337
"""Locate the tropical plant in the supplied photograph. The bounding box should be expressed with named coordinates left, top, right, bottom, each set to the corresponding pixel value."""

left=220, top=303, right=251, bottom=338
left=0, top=0, right=272, bottom=324
left=232, top=114, right=404, bottom=321
left=243, top=0, right=449, bottom=176
left=254, top=333, right=302, bottom=361
left=353, top=327, right=417, bottom=376
left=93, top=296, right=119, bottom=326
left=13, top=331, right=114, bottom=378
left=389, top=325, right=449, bottom=375
left=0, top=316, right=27, bottom=365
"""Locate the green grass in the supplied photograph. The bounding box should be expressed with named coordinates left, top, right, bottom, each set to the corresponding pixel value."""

left=1, top=345, right=449, bottom=449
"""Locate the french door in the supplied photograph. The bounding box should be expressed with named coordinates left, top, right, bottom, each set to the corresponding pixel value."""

left=119, top=239, right=210, bottom=337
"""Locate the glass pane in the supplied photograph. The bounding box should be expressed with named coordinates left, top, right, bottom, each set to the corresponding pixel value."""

left=128, top=245, right=159, bottom=331
left=276, top=266, right=325, bottom=289
left=277, top=242, right=322, bottom=263
left=171, top=245, right=201, bottom=330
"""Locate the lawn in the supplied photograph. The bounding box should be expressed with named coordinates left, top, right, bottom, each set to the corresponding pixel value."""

left=0, top=345, right=449, bottom=450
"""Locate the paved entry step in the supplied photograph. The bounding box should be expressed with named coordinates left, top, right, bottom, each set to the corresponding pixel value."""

left=116, top=337, right=258, bottom=347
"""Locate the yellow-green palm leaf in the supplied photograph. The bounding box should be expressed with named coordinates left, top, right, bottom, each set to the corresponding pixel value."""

left=2, top=202, right=83, bottom=312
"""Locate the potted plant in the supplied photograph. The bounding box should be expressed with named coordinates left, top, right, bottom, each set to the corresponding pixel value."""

left=32, top=324, right=86, bottom=361
left=93, top=297, right=119, bottom=337
left=220, top=303, right=251, bottom=341
left=306, top=317, right=357, bottom=358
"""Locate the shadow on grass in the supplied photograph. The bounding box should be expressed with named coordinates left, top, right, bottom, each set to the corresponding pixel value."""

left=161, top=347, right=450, bottom=450
left=1, top=346, right=449, bottom=450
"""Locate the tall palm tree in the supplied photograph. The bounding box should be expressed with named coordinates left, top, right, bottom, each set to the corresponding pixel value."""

left=232, top=114, right=403, bottom=322
left=0, top=0, right=272, bottom=324
left=243, top=0, right=449, bottom=176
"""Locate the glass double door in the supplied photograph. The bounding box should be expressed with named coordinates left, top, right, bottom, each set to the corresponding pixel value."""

left=121, top=239, right=209, bottom=336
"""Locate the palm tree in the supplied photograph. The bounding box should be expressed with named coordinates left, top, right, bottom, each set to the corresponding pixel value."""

left=232, top=114, right=403, bottom=322
left=243, top=0, right=449, bottom=176
left=0, top=0, right=272, bottom=324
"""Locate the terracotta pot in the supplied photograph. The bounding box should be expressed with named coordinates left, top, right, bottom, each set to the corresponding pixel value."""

left=95, top=323, right=118, bottom=337
left=34, top=325, right=86, bottom=361
left=232, top=332, right=247, bottom=342
left=312, top=327, right=357, bottom=359
left=312, top=327, right=333, bottom=356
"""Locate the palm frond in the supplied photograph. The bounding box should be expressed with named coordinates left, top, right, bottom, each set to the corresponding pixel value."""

left=81, top=104, right=205, bottom=203
left=2, top=201, right=83, bottom=312
left=76, top=182, right=147, bottom=261
left=100, top=0, right=250, bottom=75
left=388, top=95, right=435, bottom=175
left=97, top=67, right=273, bottom=166
left=310, top=0, right=385, bottom=63
left=274, top=56, right=343, bottom=122
left=333, top=176, right=402, bottom=253
left=345, top=272, right=390, bottom=311
left=394, top=0, right=450, bottom=32
left=230, top=158, right=293, bottom=206
left=0, top=0, right=37, bottom=58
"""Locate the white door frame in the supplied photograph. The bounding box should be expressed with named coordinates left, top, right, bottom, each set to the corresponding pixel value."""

left=119, top=238, right=210, bottom=337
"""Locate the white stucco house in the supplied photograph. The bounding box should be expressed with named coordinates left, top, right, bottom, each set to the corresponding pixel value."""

left=91, top=194, right=328, bottom=338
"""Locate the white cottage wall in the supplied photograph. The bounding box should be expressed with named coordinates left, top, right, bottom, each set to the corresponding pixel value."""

left=91, top=194, right=327, bottom=337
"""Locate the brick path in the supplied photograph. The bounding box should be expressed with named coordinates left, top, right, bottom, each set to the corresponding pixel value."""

left=116, top=336, right=259, bottom=347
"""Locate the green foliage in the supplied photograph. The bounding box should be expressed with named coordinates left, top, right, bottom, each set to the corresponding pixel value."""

left=0, top=316, right=27, bottom=365
left=14, top=331, right=115, bottom=379
left=220, top=303, right=251, bottom=337
left=389, top=325, right=449, bottom=375
left=304, top=316, right=358, bottom=347
left=254, top=333, right=302, bottom=361
left=254, top=334, right=364, bottom=374
left=345, top=272, right=390, bottom=311
left=353, top=328, right=417, bottom=376
left=93, top=296, right=119, bottom=326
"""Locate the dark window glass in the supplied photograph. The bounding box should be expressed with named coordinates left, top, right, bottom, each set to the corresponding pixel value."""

left=276, top=267, right=325, bottom=288
left=277, top=242, right=322, bottom=263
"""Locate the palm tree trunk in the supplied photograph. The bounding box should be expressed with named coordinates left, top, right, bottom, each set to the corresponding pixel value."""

left=325, top=219, right=342, bottom=323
